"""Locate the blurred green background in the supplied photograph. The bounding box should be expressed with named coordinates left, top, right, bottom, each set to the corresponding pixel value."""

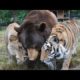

left=0, top=10, right=30, bottom=26
left=0, top=10, right=80, bottom=26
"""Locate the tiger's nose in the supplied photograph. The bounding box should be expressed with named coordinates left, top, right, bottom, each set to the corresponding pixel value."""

left=54, top=48, right=64, bottom=59
left=55, top=53, right=60, bottom=58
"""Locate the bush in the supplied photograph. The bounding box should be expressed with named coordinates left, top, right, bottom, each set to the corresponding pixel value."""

left=0, top=10, right=29, bottom=26
left=16, top=10, right=28, bottom=24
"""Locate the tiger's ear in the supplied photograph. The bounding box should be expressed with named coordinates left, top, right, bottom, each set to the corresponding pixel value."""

left=56, top=28, right=63, bottom=33
left=59, top=25, right=66, bottom=32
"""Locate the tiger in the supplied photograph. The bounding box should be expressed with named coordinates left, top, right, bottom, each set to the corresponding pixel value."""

left=40, top=19, right=80, bottom=70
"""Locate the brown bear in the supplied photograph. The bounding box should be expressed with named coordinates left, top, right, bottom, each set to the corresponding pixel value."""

left=14, top=10, right=58, bottom=69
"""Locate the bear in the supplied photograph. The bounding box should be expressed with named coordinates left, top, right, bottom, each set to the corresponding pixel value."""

left=14, top=10, right=58, bottom=69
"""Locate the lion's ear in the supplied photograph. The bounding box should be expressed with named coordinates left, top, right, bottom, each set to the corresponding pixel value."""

left=39, top=22, right=47, bottom=32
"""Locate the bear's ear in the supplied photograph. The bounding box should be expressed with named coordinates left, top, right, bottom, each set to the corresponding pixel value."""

left=39, top=22, right=47, bottom=32
left=14, top=20, right=33, bottom=33
left=14, top=21, right=26, bottom=33
left=14, top=27, right=20, bottom=33
left=14, top=27, right=21, bottom=33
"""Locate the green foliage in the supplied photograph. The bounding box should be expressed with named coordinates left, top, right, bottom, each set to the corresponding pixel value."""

left=0, top=10, right=80, bottom=26
left=0, top=10, right=12, bottom=25
left=16, top=10, right=28, bottom=24
left=70, top=10, right=80, bottom=18
left=0, top=10, right=29, bottom=26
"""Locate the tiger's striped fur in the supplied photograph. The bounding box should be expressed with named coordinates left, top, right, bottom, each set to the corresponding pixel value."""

left=41, top=19, right=80, bottom=70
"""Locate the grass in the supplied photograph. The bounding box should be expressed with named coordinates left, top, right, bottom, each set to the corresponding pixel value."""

left=0, top=27, right=8, bottom=70
left=70, top=46, right=80, bottom=68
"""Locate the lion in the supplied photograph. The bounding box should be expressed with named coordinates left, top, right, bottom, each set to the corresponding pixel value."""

left=40, top=19, right=80, bottom=70
left=5, top=22, right=27, bottom=64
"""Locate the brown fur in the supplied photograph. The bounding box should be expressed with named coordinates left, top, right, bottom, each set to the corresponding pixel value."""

left=15, top=10, right=58, bottom=61
left=25, top=10, right=58, bottom=28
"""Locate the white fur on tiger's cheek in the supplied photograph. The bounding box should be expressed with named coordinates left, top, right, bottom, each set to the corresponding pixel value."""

left=60, top=44, right=70, bottom=59
left=56, top=50, right=64, bottom=60
left=43, top=60, right=55, bottom=70
left=42, top=42, right=51, bottom=51
left=63, top=50, right=70, bottom=59
left=42, top=43, right=47, bottom=50
left=46, top=43, right=51, bottom=47
left=50, top=46, right=54, bottom=54
left=56, top=44, right=67, bottom=60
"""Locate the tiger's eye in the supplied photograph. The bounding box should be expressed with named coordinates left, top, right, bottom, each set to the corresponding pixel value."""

left=53, top=37, right=59, bottom=43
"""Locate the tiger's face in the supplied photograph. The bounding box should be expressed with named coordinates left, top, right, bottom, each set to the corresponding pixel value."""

left=41, top=24, right=68, bottom=61
left=51, top=24, right=67, bottom=46
left=41, top=20, right=80, bottom=70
